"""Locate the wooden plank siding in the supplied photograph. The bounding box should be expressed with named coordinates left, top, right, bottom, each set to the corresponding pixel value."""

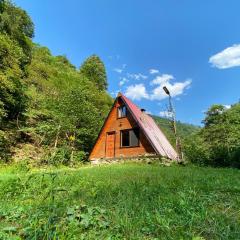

left=89, top=98, right=155, bottom=160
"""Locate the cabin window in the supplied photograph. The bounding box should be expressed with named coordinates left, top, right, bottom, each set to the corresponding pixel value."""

left=118, top=105, right=127, bottom=118
left=121, top=128, right=140, bottom=147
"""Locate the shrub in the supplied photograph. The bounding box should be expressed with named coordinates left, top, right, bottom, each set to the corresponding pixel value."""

left=42, top=147, right=87, bottom=166
left=183, top=133, right=210, bottom=166
left=0, top=130, right=11, bottom=163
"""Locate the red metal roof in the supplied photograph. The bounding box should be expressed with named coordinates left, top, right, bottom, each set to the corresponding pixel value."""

left=120, top=93, right=178, bottom=160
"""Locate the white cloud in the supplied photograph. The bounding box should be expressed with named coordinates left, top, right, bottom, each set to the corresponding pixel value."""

left=149, top=69, right=159, bottom=74
left=159, top=111, right=173, bottom=118
left=113, top=64, right=127, bottom=74
left=108, top=55, right=120, bottom=60
left=119, top=77, right=129, bottom=86
left=149, top=73, right=191, bottom=100
left=223, top=104, right=231, bottom=109
left=117, top=71, right=192, bottom=102
left=119, top=81, right=124, bottom=86
left=209, top=44, right=240, bottom=69
left=114, top=68, right=123, bottom=73
left=127, top=73, right=148, bottom=80
left=150, top=75, right=191, bottom=100
left=110, top=89, right=121, bottom=97
left=125, top=84, right=149, bottom=100
left=151, top=74, right=174, bottom=85
left=145, top=110, right=152, bottom=115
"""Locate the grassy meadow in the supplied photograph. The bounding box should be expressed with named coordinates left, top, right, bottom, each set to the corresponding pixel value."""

left=0, top=163, right=239, bottom=239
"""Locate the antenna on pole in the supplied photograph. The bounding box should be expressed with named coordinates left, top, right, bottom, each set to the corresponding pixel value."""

left=163, top=86, right=183, bottom=161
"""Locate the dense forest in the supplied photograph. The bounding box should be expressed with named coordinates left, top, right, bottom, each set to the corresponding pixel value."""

left=184, top=104, right=240, bottom=168
left=153, top=116, right=200, bottom=147
left=0, top=0, right=239, bottom=168
left=0, top=0, right=112, bottom=164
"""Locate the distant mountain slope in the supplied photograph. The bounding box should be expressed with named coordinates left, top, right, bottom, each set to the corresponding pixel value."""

left=153, top=116, right=200, bottom=147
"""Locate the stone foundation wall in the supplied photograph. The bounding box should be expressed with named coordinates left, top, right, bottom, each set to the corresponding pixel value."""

left=91, top=155, right=175, bottom=166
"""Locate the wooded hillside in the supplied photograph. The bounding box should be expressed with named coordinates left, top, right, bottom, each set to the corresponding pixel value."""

left=0, top=0, right=199, bottom=165
left=0, top=0, right=239, bottom=168
left=153, top=116, right=200, bottom=146
left=0, top=0, right=113, bottom=164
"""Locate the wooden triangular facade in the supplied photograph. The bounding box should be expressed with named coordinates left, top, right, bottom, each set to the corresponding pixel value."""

left=89, top=93, right=178, bottom=160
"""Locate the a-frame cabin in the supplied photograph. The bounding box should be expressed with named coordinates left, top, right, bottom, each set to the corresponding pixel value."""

left=89, top=93, right=178, bottom=161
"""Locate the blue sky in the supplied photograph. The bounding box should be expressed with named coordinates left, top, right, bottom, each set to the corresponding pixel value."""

left=15, top=0, right=240, bottom=125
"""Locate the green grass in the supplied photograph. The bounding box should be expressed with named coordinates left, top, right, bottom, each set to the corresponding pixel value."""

left=0, top=163, right=239, bottom=239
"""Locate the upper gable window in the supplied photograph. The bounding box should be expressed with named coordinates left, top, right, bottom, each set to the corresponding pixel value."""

left=118, top=105, right=127, bottom=118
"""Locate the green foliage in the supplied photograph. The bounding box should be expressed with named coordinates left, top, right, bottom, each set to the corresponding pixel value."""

left=153, top=115, right=200, bottom=148
left=66, top=205, right=109, bottom=230
left=0, top=0, right=34, bottom=119
left=0, top=0, right=112, bottom=164
left=0, top=34, right=26, bottom=119
left=0, top=164, right=239, bottom=239
left=0, top=0, right=34, bottom=66
left=0, top=130, right=11, bottom=162
left=45, top=147, right=87, bottom=166
left=0, top=100, right=6, bottom=120
left=1, top=0, right=239, bottom=170
left=184, top=104, right=240, bottom=168
left=79, top=54, right=108, bottom=90
left=22, top=45, right=112, bottom=164
left=54, top=84, right=110, bottom=152
left=1, top=0, right=200, bottom=166
left=183, top=131, right=210, bottom=165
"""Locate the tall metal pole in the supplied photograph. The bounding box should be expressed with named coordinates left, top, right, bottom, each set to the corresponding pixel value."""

left=163, top=86, right=183, bottom=161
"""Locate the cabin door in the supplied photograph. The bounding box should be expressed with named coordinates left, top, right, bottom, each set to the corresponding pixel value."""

left=106, top=132, right=115, bottom=158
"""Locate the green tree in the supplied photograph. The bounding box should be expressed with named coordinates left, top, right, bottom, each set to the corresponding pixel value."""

left=0, top=0, right=34, bottom=68
left=0, top=2, right=113, bottom=164
left=202, top=104, right=225, bottom=127
left=184, top=103, right=240, bottom=168
left=0, top=0, right=34, bottom=120
left=22, top=45, right=112, bottom=164
left=183, top=131, right=210, bottom=165
left=79, top=55, right=107, bottom=90
left=0, top=34, right=26, bottom=119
